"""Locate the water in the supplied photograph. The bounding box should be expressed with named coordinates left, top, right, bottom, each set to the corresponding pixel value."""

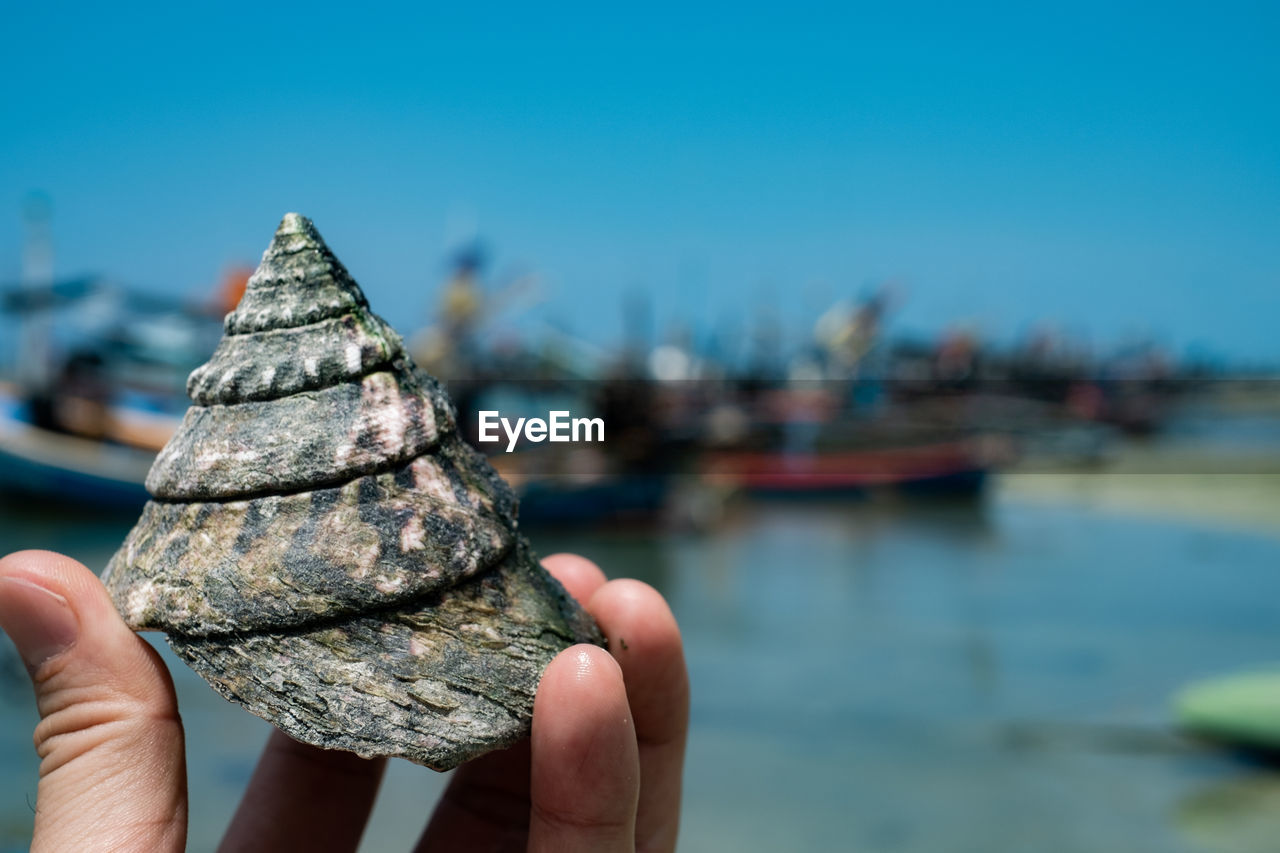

left=2, top=495, right=1279, bottom=852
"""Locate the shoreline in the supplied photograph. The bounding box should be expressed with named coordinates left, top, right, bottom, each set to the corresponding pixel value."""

left=997, top=467, right=1280, bottom=538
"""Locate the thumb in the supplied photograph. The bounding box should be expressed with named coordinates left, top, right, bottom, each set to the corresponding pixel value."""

left=0, top=550, right=187, bottom=853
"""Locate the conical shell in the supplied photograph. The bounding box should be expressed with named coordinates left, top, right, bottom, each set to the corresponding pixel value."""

left=102, top=213, right=602, bottom=770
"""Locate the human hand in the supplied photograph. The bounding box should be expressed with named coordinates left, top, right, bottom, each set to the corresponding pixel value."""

left=0, top=549, right=689, bottom=852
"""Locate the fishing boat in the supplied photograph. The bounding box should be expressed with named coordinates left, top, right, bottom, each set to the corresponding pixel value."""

left=514, top=475, right=669, bottom=525
left=701, top=436, right=1001, bottom=498
left=0, top=387, right=161, bottom=508
left=488, top=444, right=671, bottom=526
left=0, top=274, right=223, bottom=508
left=1175, top=669, right=1280, bottom=758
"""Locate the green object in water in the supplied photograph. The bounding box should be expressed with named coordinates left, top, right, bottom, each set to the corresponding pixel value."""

left=1175, top=669, right=1280, bottom=751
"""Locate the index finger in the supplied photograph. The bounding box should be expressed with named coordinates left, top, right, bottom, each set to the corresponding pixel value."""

left=529, top=645, right=639, bottom=853
left=541, top=552, right=608, bottom=604
left=589, top=580, right=689, bottom=853
left=413, top=552, right=611, bottom=851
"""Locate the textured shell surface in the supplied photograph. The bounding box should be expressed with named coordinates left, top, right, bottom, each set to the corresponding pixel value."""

left=103, top=213, right=602, bottom=770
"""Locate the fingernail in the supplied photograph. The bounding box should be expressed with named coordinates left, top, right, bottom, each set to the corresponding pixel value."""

left=0, top=577, right=79, bottom=674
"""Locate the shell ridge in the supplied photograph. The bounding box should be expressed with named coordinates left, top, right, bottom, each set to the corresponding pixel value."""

left=115, top=452, right=521, bottom=636
left=188, top=361, right=400, bottom=408
left=159, top=538, right=524, bottom=643
left=237, top=270, right=365, bottom=300
left=148, top=370, right=447, bottom=500
left=189, top=311, right=404, bottom=404
left=146, top=443, right=446, bottom=504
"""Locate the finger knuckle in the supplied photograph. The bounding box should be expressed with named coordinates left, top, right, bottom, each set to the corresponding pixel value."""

left=33, top=685, right=182, bottom=774
left=532, top=800, right=633, bottom=834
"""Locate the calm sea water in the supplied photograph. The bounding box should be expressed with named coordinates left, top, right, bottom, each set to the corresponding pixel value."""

left=2, top=494, right=1279, bottom=852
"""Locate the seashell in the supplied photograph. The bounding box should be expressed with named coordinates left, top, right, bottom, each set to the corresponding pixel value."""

left=101, top=213, right=602, bottom=770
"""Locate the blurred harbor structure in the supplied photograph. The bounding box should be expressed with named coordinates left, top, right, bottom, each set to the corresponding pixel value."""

left=1, top=216, right=1279, bottom=853
left=1, top=219, right=1278, bottom=525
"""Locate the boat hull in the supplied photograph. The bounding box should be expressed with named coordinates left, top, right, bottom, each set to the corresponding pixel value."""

left=702, top=440, right=992, bottom=499
left=0, top=397, right=154, bottom=508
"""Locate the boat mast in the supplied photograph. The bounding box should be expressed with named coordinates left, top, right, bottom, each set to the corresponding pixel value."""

left=17, top=193, right=56, bottom=395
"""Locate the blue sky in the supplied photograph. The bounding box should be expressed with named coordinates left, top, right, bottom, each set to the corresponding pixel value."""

left=2, top=2, right=1277, bottom=362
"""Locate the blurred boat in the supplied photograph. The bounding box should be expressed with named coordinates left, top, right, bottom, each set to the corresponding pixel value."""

left=514, top=475, right=669, bottom=525
left=701, top=437, right=997, bottom=498
left=0, top=388, right=161, bottom=507
left=488, top=445, right=672, bottom=526
left=1175, top=669, right=1280, bottom=757
left=0, top=275, right=219, bottom=507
